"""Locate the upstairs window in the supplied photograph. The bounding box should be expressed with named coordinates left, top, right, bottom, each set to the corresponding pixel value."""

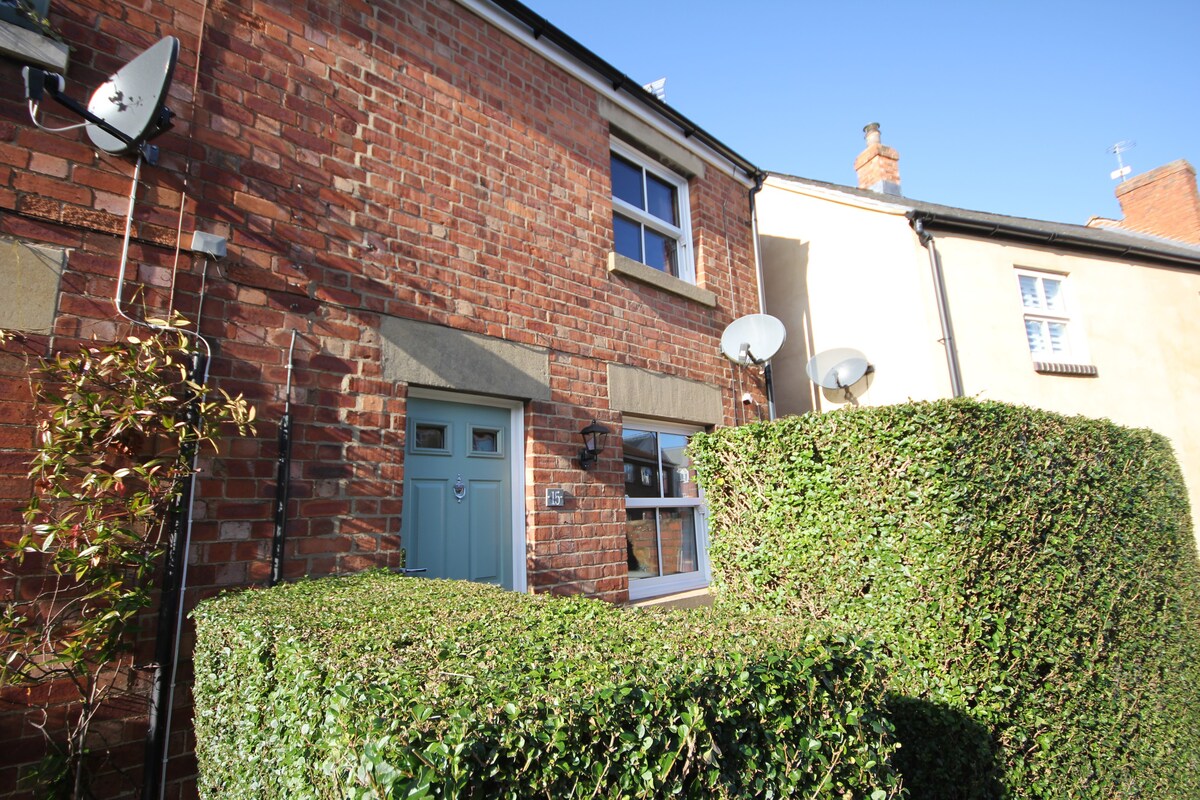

left=610, top=142, right=693, bottom=282
left=1016, top=269, right=1091, bottom=370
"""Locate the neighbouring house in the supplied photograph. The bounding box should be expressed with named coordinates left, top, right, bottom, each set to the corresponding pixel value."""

left=757, top=123, right=1200, bottom=544
left=0, top=0, right=766, bottom=795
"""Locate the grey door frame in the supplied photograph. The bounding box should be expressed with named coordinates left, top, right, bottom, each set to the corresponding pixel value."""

left=407, top=387, right=528, bottom=592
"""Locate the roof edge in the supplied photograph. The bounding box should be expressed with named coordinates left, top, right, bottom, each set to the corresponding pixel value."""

left=907, top=209, right=1200, bottom=271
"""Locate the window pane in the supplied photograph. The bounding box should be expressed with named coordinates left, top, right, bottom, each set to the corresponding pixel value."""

left=1047, top=322, right=1069, bottom=354
left=613, top=213, right=642, bottom=261
left=1042, top=279, right=1065, bottom=313
left=643, top=228, right=678, bottom=275
left=611, top=153, right=644, bottom=210
left=659, top=433, right=697, bottom=498
left=626, top=509, right=660, bottom=579
left=645, top=173, right=678, bottom=225
left=658, top=508, right=698, bottom=576
left=1025, top=319, right=1047, bottom=354
left=623, top=429, right=660, bottom=498
left=1018, top=276, right=1041, bottom=309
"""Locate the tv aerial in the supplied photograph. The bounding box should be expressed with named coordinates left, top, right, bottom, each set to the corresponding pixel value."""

left=22, top=35, right=179, bottom=164
left=720, top=313, right=787, bottom=366
left=805, top=347, right=873, bottom=403
left=1108, top=140, right=1135, bottom=183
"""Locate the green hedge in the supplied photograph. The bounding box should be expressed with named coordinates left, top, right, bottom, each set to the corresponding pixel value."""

left=192, top=572, right=902, bottom=799
left=690, top=399, right=1200, bottom=799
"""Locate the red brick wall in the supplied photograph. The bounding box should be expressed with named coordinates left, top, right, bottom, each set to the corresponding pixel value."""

left=1114, top=159, right=1200, bottom=245
left=0, top=0, right=763, bottom=795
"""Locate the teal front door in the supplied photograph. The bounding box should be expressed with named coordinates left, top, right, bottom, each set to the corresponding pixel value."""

left=402, top=397, right=513, bottom=588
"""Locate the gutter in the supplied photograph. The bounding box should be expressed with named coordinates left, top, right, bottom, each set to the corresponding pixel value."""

left=907, top=209, right=1200, bottom=272
left=483, top=0, right=763, bottom=185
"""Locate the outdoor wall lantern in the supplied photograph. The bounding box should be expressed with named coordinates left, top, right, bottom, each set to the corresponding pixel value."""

left=578, top=419, right=611, bottom=470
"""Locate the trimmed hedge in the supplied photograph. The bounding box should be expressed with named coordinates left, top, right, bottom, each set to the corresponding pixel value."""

left=192, top=572, right=902, bottom=799
left=690, top=399, right=1200, bottom=799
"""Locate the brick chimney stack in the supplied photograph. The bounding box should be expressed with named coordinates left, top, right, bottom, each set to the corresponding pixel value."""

left=854, top=122, right=901, bottom=195
left=1111, top=160, right=1200, bottom=245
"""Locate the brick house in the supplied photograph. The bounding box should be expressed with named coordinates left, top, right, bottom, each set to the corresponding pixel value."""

left=757, top=124, right=1200, bottom=544
left=0, top=0, right=766, bottom=795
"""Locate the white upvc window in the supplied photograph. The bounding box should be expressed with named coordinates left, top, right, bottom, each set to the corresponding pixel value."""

left=610, top=140, right=695, bottom=284
left=1016, top=269, right=1089, bottom=365
left=622, top=419, right=709, bottom=600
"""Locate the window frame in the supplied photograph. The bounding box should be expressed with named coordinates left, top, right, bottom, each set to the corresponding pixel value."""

left=610, top=139, right=695, bottom=284
left=622, top=418, right=710, bottom=600
left=1015, top=268, right=1091, bottom=367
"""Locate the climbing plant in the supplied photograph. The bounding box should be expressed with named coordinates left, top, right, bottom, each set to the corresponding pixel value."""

left=0, top=322, right=253, bottom=796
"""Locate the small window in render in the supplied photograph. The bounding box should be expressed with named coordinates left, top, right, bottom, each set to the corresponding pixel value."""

left=610, top=142, right=693, bottom=282
left=1015, top=269, right=1093, bottom=372
left=623, top=420, right=708, bottom=600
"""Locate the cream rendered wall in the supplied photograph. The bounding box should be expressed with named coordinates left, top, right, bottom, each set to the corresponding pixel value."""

left=934, top=235, right=1200, bottom=537
left=757, top=177, right=1200, bottom=545
left=757, top=178, right=951, bottom=416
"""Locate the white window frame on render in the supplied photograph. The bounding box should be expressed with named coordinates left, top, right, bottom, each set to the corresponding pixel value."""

left=622, top=418, right=710, bottom=601
left=1015, top=268, right=1091, bottom=367
left=610, top=139, right=695, bottom=284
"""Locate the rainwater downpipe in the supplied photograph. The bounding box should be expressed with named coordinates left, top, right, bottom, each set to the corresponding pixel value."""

left=748, top=172, right=778, bottom=420
left=911, top=217, right=964, bottom=398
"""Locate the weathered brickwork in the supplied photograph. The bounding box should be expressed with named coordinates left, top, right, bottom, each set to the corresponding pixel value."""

left=0, top=0, right=764, bottom=795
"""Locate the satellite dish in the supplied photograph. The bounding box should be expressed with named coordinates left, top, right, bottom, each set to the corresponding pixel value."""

left=720, top=314, right=787, bottom=365
left=805, top=348, right=872, bottom=390
left=86, top=36, right=179, bottom=155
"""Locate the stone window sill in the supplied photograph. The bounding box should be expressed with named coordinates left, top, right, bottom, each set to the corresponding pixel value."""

left=0, top=18, right=68, bottom=72
left=1033, top=361, right=1098, bottom=377
left=607, top=252, right=716, bottom=307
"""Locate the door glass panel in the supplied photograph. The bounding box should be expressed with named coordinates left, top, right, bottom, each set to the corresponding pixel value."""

left=471, top=427, right=500, bottom=454
left=626, top=509, right=660, bottom=579
left=658, top=508, right=697, bottom=576
left=413, top=422, right=448, bottom=451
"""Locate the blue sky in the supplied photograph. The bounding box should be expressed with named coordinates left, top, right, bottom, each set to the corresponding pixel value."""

left=523, top=0, right=1199, bottom=225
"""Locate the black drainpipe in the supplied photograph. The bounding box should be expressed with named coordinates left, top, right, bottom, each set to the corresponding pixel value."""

left=910, top=215, right=965, bottom=398
left=143, top=350, right=206, bottom=800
